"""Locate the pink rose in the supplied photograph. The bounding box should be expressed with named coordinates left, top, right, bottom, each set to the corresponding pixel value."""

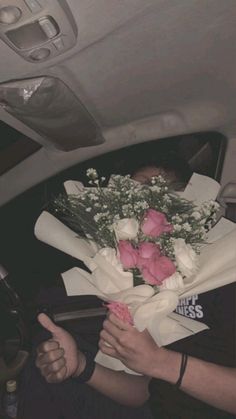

left=141, top=209, right=173, bottom=237
left=106, top=301, right=133, bottom=325
left=141, top=255, right=176, bottom=285
left=118, top=240, right=138, bottom=269
left=138, top=242, right=161, bottom=258
left=137, top=242, right=161, bottom=269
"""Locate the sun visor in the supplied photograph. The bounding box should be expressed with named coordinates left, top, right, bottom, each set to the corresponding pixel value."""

left=0, top=76, right=103, bottom=151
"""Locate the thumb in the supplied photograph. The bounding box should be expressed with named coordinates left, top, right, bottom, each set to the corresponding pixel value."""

left=37, top=313, right=60, bottom=337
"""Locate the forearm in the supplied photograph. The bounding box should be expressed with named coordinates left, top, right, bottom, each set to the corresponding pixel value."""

left=181, top=357, right=236, bottom=414
left=152, top=349, right=236, bottom=414
left=76, top=362, right=150, bottom=406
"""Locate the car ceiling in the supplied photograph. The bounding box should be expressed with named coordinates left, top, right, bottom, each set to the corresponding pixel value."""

left=0, top=0, right=236, bottom=205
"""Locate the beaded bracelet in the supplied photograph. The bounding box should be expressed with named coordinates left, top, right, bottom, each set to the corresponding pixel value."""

left=74, top=351, right=96, bottom=383
left=175, top=353, right=188, bottom=389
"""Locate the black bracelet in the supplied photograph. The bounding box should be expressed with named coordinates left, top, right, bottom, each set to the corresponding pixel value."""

left=175, top=353, right=188, bottom=389
left=73, top=351, right=96, bottom=383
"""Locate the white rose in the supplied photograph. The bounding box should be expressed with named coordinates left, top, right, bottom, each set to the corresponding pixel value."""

left=173, top=238, right=198, bottom=278
left=113, top=218, right=139, bottom=240
left=160, top=272, right=184, bottom=291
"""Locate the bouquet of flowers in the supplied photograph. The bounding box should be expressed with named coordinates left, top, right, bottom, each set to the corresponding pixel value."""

left=34, top=170, right=236, bottom=372
left=54, top=169, right=217, bottom=291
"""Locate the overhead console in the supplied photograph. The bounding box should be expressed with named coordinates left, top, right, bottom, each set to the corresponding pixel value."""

left=0, top=0, right=77, bottom=62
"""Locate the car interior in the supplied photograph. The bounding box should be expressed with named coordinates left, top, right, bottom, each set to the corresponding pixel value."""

left=0, top=0, right=236, bottom=417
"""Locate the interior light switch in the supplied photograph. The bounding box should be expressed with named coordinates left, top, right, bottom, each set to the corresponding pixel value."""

left=23, top=0, right=42, bottom=13
left=53, top=37, right=64, bottom=50
left=0, top=6, right=22, bottom=24
left=39, top=17, right=59, bottom=39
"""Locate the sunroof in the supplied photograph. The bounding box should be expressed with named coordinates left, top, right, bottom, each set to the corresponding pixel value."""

left=0, top=121, right=41, bottom=174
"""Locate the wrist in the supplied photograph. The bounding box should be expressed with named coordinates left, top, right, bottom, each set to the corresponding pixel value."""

left=73, top=351, right=96, bottom=383
left=73, top=351, right=87, bottom=378
left=151, top=348, right=182, bottom=384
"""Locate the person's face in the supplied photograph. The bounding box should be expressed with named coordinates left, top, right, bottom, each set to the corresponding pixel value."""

left=132, top=165, right=177, bottom=184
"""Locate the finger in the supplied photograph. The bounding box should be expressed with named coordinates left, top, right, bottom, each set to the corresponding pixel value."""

left=41, top=357, right=66, bottom=377
left=37, top=313, right=60, bottom=337
left=37, top=340, right=59, bottom=356
left=36, top=348, right=64, bottom=368
left=99, top=331, right=128, bottom=358
left=100, top=329, right=118, bottom=348
left=99, top=339, right=120, bottom=358
left=46, top=366, right=67, bottom=383
left=108, top=313, right=132, bottom=331
left=102, top=318, right=125, bottom=340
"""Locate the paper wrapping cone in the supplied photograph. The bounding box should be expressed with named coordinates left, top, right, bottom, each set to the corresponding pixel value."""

left=180, top=228, right=236, bottom=298
left=206, top=217, right=236, bottom=243
left=180, top=173, right=221, bottom=205
left=34, top=211, right=97, bottom=262
left=64, top=180, right=84, bottom=195
left=91, top=252, right=133, bottom=293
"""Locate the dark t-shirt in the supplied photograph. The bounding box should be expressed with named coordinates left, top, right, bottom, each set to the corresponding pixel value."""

left=149, top=283, right=236, bottom=419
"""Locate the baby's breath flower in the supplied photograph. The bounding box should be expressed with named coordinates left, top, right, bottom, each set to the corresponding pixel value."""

left=134, top=201, right=148, bottom=210
left=88, top=193, right=98, bottom=201
left=156, top=175, right=166, bottom=183
left=94, top=213, right=103, bottom=222
left=151, top=177, right=156, bottom=185
left=174, top=224, right=182, bottom=232
left=150, top=185, right=161, bottom=193
left=86, top=168, right=98, bottom=179
left=163, top=195, right=171, bottom=203
left=172, top=215, right=182, bottom=223
left=183, top=222, right=191, bottom=232
left=192, top=211, right=201, bottom=220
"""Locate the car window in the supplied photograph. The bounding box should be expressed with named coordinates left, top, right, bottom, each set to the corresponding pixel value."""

left=56, top=131, right=225, bottom=183
left=0, top=121, right=41, bottom=175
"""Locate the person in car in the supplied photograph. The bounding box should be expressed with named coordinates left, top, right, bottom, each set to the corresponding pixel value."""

left=20, top=147, right=236, bottom=419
